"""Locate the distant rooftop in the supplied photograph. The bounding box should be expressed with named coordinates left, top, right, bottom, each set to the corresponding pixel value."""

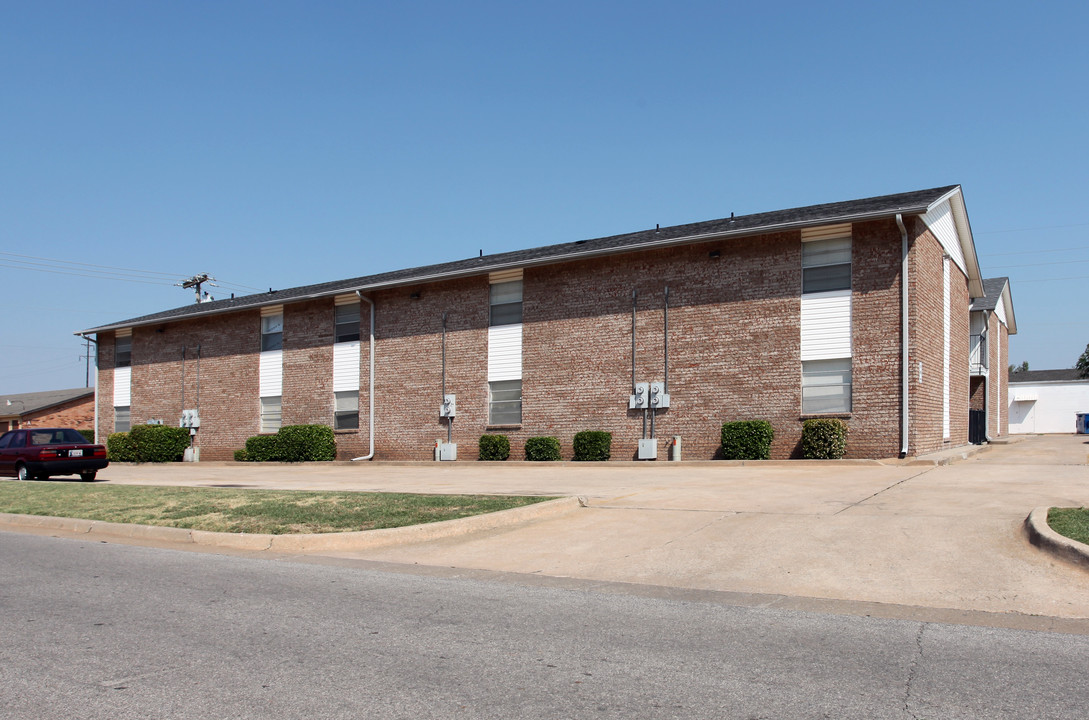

left=1008, top=369, right=1087, bottom=383
left=0, top=388, right=94, bottom=417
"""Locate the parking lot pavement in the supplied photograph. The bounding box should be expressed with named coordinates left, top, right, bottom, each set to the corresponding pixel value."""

left=64, top=435, right=1089, bottom=618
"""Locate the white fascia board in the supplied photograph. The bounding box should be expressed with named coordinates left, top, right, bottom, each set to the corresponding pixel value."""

left=928, top=186, right=984, bottom=297
left=999, top=281, right=1017, bottom=335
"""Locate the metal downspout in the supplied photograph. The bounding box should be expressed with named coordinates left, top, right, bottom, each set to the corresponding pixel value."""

left=896, top=214, right=910, bottom=458
left=351, top=292, right=376, bottom=461
left=983, top=311, right=992, bottom=442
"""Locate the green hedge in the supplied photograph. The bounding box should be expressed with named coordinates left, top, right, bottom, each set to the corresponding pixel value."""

left=242, top=425, right=337, bottom=462
left=129, top=424, right=191, bottom=462
left=572, top=430, right=611, bottom=461
left=478, top=434, right=510, bottom=461
left=720, top=420, right=774, bottom=460
left=801, top=418, right=848, bottom=459
left=107, top=432, right=137, bottom=462
left=105, top=425, right=190, bottom=462
left=75, top=428, right=96, bottom=443
left=525, top=436, right=561, bottom=461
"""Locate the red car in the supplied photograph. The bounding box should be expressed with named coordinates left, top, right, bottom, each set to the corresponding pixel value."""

left=0, top=428, right=109, bottom=481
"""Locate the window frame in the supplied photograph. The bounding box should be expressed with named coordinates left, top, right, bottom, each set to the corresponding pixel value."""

left=114, top=406, right=131, bottom=433
left=115, top=335, right=132, bottom=368
left=261, top=314, right=283, bottom=352
left=334, top=390, right=359, bottom=430
left=259, top=396, right=282, bottom=433
left=802, top=237, right=852, bottom=294
left=801, top=359, right=852, bottom=415
left=334, top=303, right=361, bottom=344
left=488, top=379, right=522, bottom=425
left=489, top=280, right=523, bottom=327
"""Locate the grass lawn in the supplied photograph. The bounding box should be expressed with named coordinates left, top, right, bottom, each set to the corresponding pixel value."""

left=1048, top=507, right=1089, bottom=546
left=0, top=482, right=550, bottom=535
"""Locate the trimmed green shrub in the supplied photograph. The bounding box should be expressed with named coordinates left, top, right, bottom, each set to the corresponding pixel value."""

left=276, top=425, right=337, bottom=462
left=75, top=428, right=96, bottom=443
left=720, top=420, right=774, bottom=460
left=129, top=424, right=191, bottom=462
left=479, top=434, right=511, bottom=461
left=572, top=430, right=611, bottom=461
left=242, top=425, right=337, bottom=462
left=801, top=418, right=848, bottom=459
left=233, top=448, right=249, bottom=462
left=107, top=432, right=137, bottom=462
left=525, top=436, right=561, bottom=461
left=245, top=434, right=281, bottom=462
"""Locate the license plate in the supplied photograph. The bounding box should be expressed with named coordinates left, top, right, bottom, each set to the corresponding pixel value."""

left=69, top=449, right=83, bottom=457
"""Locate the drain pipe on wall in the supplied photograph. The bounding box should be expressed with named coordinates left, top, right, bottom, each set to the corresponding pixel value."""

left=896, top=213, right=910, bottom=458
left=351, top=291, right=376, bottom=461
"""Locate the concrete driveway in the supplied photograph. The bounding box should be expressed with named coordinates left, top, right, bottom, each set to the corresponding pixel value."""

left=87, top=434, right=1089, bottom=620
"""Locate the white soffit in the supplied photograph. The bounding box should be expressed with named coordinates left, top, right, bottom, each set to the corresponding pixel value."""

left=923, top=187, right=984, bottom=297
left=999, top=282, right=1017, bottom=334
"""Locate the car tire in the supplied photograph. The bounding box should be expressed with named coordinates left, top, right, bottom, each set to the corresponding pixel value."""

left=80, top=471, right=97, bottom=482
left=16, top=464, right=30, bottom=481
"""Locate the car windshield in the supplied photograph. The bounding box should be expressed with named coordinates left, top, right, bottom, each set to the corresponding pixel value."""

left=29, top=429, right=89, bottom=445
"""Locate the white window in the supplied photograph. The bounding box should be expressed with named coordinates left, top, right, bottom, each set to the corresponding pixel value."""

left=335, top=303, right=360, bottom=343
left=115, top=335, right=132, bottom=368
left=261, top=314, right=283, bottom=351
left=334, top=391, right=359, bottom=430
left=260, top=396, right=282, bottom=433
left=489, top=379, right=522, bottom=425
left=490, top=280, right=523, bottom=326
left=802, top=359, right=852, bottom=414
left=802, top=237, right=851, bottom=294
left=114, top=406, right=131, bottom=433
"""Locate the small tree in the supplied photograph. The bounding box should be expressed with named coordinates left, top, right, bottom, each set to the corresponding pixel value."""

left=1076, top=343, right=1089, bottom=379
left=1008, top=360, right=1029, bottom=374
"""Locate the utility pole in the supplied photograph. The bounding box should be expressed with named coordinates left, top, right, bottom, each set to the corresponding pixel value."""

left=81, top=337, right=95, bottom=387
left=177, top=273, right=216, bottom=303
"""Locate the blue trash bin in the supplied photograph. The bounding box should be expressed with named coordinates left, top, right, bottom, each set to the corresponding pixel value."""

left=1077, top=413, right=1089, bottom=435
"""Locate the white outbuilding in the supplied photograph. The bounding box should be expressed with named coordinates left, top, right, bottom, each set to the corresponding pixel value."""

left=1008, top=369, right=1089, bottom=434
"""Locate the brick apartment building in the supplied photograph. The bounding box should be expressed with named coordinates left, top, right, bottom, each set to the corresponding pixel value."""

left=79, top=185, right=1014, bottom=461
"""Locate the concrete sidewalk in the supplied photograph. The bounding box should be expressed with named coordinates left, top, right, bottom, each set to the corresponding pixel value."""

left=7, top=434, right=1089, bottom=620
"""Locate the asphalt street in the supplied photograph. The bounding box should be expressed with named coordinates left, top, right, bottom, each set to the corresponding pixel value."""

left=2, top=531, right=1088, bottom=720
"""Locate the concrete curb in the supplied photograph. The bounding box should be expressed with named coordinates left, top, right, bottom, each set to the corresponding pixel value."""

left=0, top=496, right=582, bottom=553
left=1024, top=506, right=1089, bottom=571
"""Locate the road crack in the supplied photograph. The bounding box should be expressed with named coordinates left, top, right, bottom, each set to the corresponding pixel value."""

left=834, top=467, right=936, bottom=515
left=903, top=622, right=927, bottom=719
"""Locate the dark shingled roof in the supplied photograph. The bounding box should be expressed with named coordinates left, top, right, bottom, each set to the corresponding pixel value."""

left=81, top=184, right=961, bottom=334
left=0, top=388, right=94, bottom=417
left=970, top=277, right=1010, bottom=311
left=1009, top=369, right=1088, bottom=383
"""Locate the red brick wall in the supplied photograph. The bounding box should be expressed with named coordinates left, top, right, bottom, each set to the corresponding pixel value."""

left=22, top=395, right=95, bottom=431
left=907, top=219, right=971, bottom=455
left=848, top=219, right=904, bottom=458
left=96, top=216, right=977, bottom=461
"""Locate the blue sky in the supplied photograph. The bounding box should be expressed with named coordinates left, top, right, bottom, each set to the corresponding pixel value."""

left=2, top=1, right=1087, bottom=393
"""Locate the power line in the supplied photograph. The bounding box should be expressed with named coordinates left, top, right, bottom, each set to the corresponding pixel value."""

left=989, top=259, right=1089, bottom=270
left=986, top=245, right=1089, bottom=257
left=975, top=222, right=1089, bottom=235
left=0, top=251, right=181, bottom=278
left=0, top=261, right=176, bottom=285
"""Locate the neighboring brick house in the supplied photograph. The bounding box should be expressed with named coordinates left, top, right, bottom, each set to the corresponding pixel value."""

left=79, top=185, right=1009, bottom=461
left=0, top=388, right=96, bottom=435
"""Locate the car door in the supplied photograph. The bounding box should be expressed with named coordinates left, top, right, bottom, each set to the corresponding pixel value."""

left=0, top=430, right=23, bottom=475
